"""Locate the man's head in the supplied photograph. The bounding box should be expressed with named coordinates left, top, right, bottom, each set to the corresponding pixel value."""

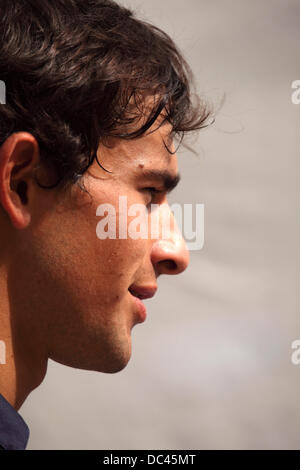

left=0, top=0, right=210, bottom=381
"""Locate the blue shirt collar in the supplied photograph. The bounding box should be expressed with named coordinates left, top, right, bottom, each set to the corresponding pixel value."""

left=0, top=393, right=29, bottom=450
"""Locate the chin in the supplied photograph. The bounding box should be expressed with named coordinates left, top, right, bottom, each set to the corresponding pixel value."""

left=86, top=352, right=131, bottom=374
left=50, top=337, right=132, bottom=374
left=95, top=332, right=133, bottom=373
left=52, top=353, right=132, bottom=374
left=99, top=358, right=130, bottom=374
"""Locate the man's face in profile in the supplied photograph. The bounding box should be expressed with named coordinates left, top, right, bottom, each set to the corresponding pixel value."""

left=0, top=0, right=209, bottom=450
left=8, top=120, right=189, bottom=375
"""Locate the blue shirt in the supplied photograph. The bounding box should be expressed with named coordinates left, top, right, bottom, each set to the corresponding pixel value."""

left=0, top=393, right=29, bottom=450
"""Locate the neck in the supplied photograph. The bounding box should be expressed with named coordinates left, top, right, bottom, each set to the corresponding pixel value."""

left=0, top=264, right=47, bottom=410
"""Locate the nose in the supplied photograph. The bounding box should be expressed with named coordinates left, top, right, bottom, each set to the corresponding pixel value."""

left=150, top=207, right=190, bottom=276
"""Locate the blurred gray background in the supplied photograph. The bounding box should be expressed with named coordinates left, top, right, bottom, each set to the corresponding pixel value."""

left=21, top=0, right=300, bottom=449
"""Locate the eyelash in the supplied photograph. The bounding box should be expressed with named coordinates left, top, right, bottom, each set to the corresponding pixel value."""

left=142, top=187, right=164, bottom=203
left=144, top=187, right=161, bottom=195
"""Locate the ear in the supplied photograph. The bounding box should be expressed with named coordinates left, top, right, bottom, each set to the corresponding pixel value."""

left=0, top=132, right=40, bottom=229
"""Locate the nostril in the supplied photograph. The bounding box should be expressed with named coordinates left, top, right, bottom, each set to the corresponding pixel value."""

left=158, top=259, right=177, bottom=271
left=151, top=239, right=189, bottom=276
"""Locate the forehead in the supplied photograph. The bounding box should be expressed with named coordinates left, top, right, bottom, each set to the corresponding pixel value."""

left=97, top=121, right=177, bottom=176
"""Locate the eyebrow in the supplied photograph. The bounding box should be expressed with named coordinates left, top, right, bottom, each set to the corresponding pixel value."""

left=139, top=169, right=181, bottom=193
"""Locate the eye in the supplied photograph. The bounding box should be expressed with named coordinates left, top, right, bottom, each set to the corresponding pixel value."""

left=142, top=187, right=164, bottom=206
left=143, top=187, right=161, bottom=196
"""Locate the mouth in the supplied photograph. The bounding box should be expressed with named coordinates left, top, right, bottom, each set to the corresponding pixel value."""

left=128, top=284, right=157, bottom=323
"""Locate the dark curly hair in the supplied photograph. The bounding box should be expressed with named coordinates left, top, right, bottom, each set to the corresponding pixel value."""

left=0, top=0, right=211, bottom=193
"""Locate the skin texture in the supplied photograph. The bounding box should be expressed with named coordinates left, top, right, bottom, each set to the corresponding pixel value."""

left=0, top=120, right=189, bottom=410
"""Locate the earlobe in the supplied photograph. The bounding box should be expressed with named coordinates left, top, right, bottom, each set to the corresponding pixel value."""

left=0, top=133, right=39, bottom=230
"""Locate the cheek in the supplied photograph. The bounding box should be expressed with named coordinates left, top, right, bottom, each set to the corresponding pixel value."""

left=32, top=179, right=150, bottom=308
left=34, top=196, right=146, bottom=304
left=94, top=187, right=150, bottom=267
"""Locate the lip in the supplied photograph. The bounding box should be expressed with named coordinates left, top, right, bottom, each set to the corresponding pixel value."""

left=128, top=285, right=158, bottom=300
left=128, top=285, right=157, bottom=323
left=130, top=295, right=147, bottom=323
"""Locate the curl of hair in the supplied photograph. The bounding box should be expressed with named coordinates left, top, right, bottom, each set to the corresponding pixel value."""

left=0, top=0, right=212, bottom=192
